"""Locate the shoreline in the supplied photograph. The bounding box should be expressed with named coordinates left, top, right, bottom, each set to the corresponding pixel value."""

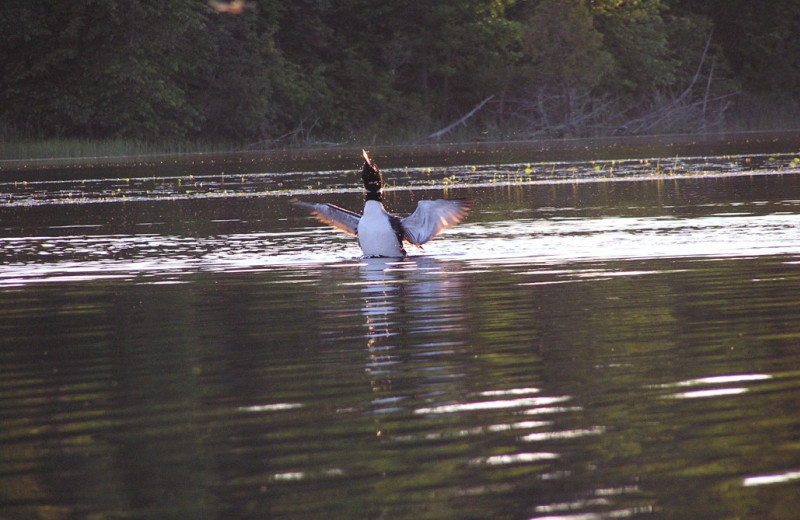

left=2, top=130, right=800, bottom=175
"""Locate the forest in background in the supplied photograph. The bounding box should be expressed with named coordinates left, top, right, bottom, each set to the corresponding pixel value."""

left=2, top=0, right=800, bottom=148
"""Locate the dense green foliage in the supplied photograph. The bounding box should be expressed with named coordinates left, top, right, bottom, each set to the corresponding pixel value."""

left=1, top=0, right=798, bottom=145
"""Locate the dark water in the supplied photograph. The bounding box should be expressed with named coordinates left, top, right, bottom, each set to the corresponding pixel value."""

left=2, top=153, right=800, bottom=519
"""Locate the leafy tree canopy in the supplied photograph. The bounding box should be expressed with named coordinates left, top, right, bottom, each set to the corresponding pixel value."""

left=0, top=0, right=797, bottom=144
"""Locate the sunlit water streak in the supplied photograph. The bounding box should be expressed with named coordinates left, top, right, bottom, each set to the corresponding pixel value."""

left=2, top=208, right=800, bottom=286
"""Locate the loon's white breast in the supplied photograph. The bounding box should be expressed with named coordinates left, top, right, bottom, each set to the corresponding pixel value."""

left=357, top=200, right=405, bottom=257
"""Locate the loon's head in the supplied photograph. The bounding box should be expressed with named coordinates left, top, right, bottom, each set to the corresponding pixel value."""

left=361, top=150, right=382, bottom=197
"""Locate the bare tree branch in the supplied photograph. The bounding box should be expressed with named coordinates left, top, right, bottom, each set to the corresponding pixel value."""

left=422, top=95, right=495, bottom=141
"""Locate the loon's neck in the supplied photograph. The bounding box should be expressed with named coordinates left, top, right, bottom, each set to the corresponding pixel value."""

left=365, top=190, right=382, bottom=202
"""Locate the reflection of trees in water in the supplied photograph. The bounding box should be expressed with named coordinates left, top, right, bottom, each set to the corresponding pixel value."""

left=0, top=281, right=218, bottom=519
left=106, top=284, right=216, bottom=519
left=5, top=248, right=800, bottom=520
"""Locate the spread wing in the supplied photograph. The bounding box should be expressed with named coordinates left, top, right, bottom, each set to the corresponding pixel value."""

left=401, top=198, right=473, bottom=246
left=291, top=200, right=361, bottom=236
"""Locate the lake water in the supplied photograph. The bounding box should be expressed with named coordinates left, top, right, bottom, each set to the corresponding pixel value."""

left=2, top=148, right=800, bottom=519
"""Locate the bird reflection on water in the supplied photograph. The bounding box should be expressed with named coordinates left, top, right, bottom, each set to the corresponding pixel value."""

left=356, top=257, right=470, bottom=400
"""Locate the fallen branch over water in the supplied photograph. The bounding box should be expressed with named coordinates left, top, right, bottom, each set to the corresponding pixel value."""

left=423, top=95, right=495, bottom=142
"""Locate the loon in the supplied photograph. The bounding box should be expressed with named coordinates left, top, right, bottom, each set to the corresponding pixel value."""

left=292, top=150, right=472, bottom=257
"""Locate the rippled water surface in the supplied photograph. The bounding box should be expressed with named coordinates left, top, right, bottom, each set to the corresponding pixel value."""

left=2, top=151, right=800, bottom=519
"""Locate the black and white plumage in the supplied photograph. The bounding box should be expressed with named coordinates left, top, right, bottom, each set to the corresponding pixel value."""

left=292, top=150, right=472, bottom=257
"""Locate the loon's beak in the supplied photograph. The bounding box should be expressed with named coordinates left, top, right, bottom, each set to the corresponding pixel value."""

left=361, top=149, right=382, bottom=193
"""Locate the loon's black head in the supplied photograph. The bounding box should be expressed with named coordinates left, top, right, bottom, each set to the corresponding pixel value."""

left=361, top=149, right=382, bottom=194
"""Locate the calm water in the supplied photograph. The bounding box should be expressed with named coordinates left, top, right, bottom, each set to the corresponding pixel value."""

left=2, top=151, right=800, bottom=519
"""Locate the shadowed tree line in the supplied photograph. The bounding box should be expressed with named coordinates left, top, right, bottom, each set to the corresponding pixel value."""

left=1, top=0, right=799, bottom=145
